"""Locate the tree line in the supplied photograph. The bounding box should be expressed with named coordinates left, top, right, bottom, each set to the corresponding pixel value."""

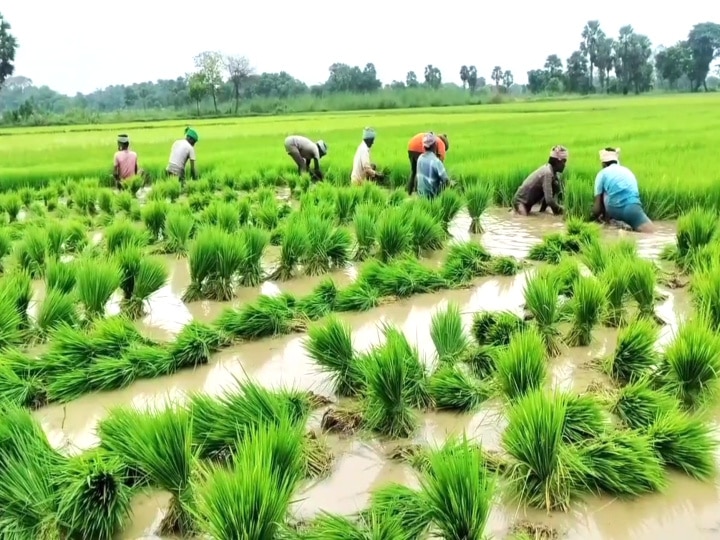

left=0, top=12, right=718, bottom=125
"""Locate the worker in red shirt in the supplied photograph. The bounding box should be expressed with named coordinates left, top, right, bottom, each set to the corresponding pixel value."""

left=407, top=132, right=449, bottom=194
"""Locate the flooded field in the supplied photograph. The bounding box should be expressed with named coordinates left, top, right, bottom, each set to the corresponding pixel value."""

left=24, top=207, right=717, bottom=540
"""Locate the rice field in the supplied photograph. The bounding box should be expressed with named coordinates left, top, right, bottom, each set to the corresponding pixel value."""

left=2, top=93, right=720, bottom=219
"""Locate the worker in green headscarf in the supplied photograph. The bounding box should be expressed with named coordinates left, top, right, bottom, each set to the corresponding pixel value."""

left=166, top=127, right=198, bottom=183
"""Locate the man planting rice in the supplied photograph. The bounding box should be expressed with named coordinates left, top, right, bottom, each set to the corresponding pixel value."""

left=351, top=127, right=384, bottom=185
left=592, top=147, right=655, bottom=233
left=166, top=127, right=198, bottom=184
left=283, top=135, right=328, bottom=180
left=416, top=132, right=452, bottom=199
left=512, top=145, right=567, bottom=215
left=407, top=132, right=449, bottom=194
left=113, top=134, right=139, bottom=188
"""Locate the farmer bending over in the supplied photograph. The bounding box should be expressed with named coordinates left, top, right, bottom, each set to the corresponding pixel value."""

left=284, top=135, right=327, bottom=180
left=113, top=134, right=139, bottom=188
left=592, top=148, right=654, bottom=233
left=407, top=132, right=449, bottom=194
left=351, top=127, right=383, bottom=185
left=512, top=145, right=567, bottom=215
left=417, top=133, right=451, bottom=199
left=166, top=127, right=198, bottom=184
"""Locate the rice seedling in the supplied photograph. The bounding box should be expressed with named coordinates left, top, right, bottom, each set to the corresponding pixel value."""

left=271, top=216, right=307, bottom=281
left=45, top=220, right=68, bottom=258
left=428, top=363, right=488, bottom=411
left=217, top=294, right=303, bottom=341
left=237, top=226, right=269, bottom=287
left=471, top=310, right=526, bottom=346
left=0, top=359, right=46, bottom=408
left=0, top=289, right=25, bottom=350
left=598, top=257, right=632, bottom=327
left=603, top=318, right=659, bottom=384
left=524, top=270, right=563, bottom=356
left=169, top=321, right=225, bottom=370
left=104, top=218, right=149, bottom=253
left=99, top=405, right=195, bottom=535
left=302, top=512, right=410, bottom=540
left=496, top=327, right=548, bottom=401
left=1, top=192, right=22, bottom=221
left=407, top=206, right=445, bottom=255
left=528, top=233, right=567, bottom=264
left=295, top=278, right=338, bottom=320
left=334, top=280, right=380, bottom=312
left=304, top=315, right=363, bottom=397
left=549, top=256, right=581, bottom=297
left=74, top=257, right=121, bottom=321
left=34, top=289, right=79, bottom=339
left=122, top=257, right=168, bottom=319
left=659, top=318, right=720, bottom=410
left=461, top=344, right=500, bottom=379
left=490, top=255, right=523, bottom=276
left=565, top=275, right=607, bottom=347
left=300, top=213, right=351, bottom=275
left=379, top=324, right=431, bottom=409
left=502, top=390, right=589, bottom=511
left=430, top=302, right=470, bottom=363
left=0, top=227, right=12, bottom=272
left=690, top=266, right=720, bottom=330
left=142, top=200, right=170, bottom=241
left=628, top=258, right=659, bottom=320
left=183, top=227, right=244, bottom=302
left=609, top=378, right=679, bottom=430
left=367, top=484, right=431, bottom=539
left=465, top=181, right=493, bottom=234
left=420, top=437, right=495, bottom=539
left=579, top=429, right=667, bottom=498
left=358, top=257, right=447, bottom=298
left=353, top=203, right=379, bottom=261
left=562, top=393, right=606, bottom=443
left=441, top=241, right=492, bottom=286
left=14, top=227, right=49, bottom=278
left=430, top=188, right=463, bottom=233
left=0, top=271, right=32, bottom=328
left=64, top=220, right=88, bottom=253
left=376, top=207, right=413, bottom=262
left=55, top=451, right=133, bottom=540
left=163, top=208, right=195, bottom=256
left=647, top=410, right=718, bottom=480
left=675, top=208, right=718, bottom=263
left=254, top=198, right=281, bottom=230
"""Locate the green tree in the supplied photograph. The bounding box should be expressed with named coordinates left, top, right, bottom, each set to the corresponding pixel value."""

left=459, top=65, right=469, bottom=88
left=225, top=55, right=253, bottom=114
left=467, top=65, right=478, bottom=93
left=406, top=71, right=419, bottom=88
left=566, top=50, right=590, bottom=93
left=424, top=64, right=442, bottom=88
left=0, top=12, right=18, bottom=90
left=193, top=51, right=224, bottom=113
left=655, top=43, right=692, bottom=88
left=687, top=22, right=720, bottom=91
left=527, top=69, right=548, bottom=93
left=491, top=66, right=503, bottom=90
left=595, top=36, right=614, bottom=93
left=544, top=54, right=563, bottom=79
left=580, top=20, right=604, bottom=88
left=188, top=72, right=208, bottom=115
left=502, top=70, right=514, bottom=89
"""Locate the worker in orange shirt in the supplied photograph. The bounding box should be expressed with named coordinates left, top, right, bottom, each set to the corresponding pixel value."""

left=407, top=132, right=449, bottom=194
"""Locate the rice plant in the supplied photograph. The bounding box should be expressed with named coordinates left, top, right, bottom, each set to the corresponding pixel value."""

left=565, top=275, right=607, bottom=347
left=300, top=213, right=351, bottom=275
left=465, top=181, right=493, bottom=234
left=430, top=188, right=463, bottom=233
left=34, top=289, right=79, bottom=339
left=75, top=258, right=121, bottom=321
left=659, top=318, right=720, bottom=410
left=430, top=302, right=470, bottom=363
left=304, top=315, right=363, bottom=397
left=295, top=278, right=338, bottom=320
left=524, top=270, right=563, bottom=356
left=496, top=327, right=548, bottom=401
left=628, top=258, right=659, bottom=320
left=562, top=392, right=606, bottom=443
left=675, top=208, right=718, bottom=264
left=238, top=227, right=269, bottom=287
left=441, top=242, right=491, bottom=286
left=471, top=310, right=526, bottom=346
left=358, top=257, right=446, bottom=298
left=428, top=363, right=488, bottom=411
left=334, top=280, right=380, bottom=312
left=271, top=216, right=306, bottom=281
left=14, top=227, right=49, bottom=278
left=691, top=267, right=720, bottom=331
left=104, top=218, right=149, bottom=253
left=528, top=233, right=567, bottom=264
left=163, top=208, right=195, bottom=256
left=407, top=206, right=445, bottom=255
left=490, top=255, right=523, bottom=276
left=183, top=227, right=244, bottom=302
left=353, top=203, right=379, bottom=261
left=169, top=321, right=225, bottom=370
left=379, top=324, right=431, bottom=409
left=603, top=318, right=659, bottom=384
left=549, top=256, right=581, bottom=297
left=216, top=294, right=303, bottom=341
left=462, top=344, right=500, bottom=379
left=610, top=378, right=679, bottom=430
left=367, top=484, right=430, bottom=539
left=142, top=200, right=170, bottom=241
left=376, top=207, right=413, bottom=262
left=598, top=257, right=632, bottom=327
left=123, top=257, right=168, bottom=319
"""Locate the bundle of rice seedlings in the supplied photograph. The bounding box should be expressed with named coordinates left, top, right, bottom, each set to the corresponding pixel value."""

left=603, top=318, right=659, bottom=384
left=295, top=278, right=338, bottom=320
left=549, top=256, right=581, bottom=297
left=0, top=228, right=12, bottom=272
left=304, top=315, right=363, bottom=397
left=428, top=363, right=488, bottom=411
left=0, top=289, right=25, bottom=350
left=237, top=226, right=269, bottom=286
left=490, top=255, right=523, bottom=276
left=191, top=419, right=306, bottom=540
left=216, top=294, right=303, bottom=341
left=465, top=181, right=493, bottom=234
left=142, top=200, right=170, bottom=242
left=461, top=344, right=500, bottom=379
left=333, top=187, right=359, bottom=224
left=334, top=280, right=380, bottom=312
left=104, top=218, right=148, bottom=253
left=565, top=217, right=601, bottom=245
left=690, top=268, right=720, bottom=331
left=659, top=318, right=720, bottom=410
left=362, top=331, right=419, bottom=437
left=430, top=188, right=463, bottom=233
left=407, top=206, right=445, bottom=255
left=353, top=203, right=379, bottom=261
left=471, top=310, right=526, bottom=346
left=46, top=220, right=68, bottom=257
left=121, top=341, right=174, bottom=379
left=441, top=242, right=492, bottom=286
left=254, top=198, right=281, bottom=230
left=124, top=257, right=168, bottom=319
left=609, top=378, right=678, bottom=430
left=523, top=271, right=563, bottom=356
left=565, top=275, right=607, bottom=347
left=675, top=208, right=718, bottom=263
left=528, top=233, right=567, bottom=264
left=598, top=257, right=632, bottom=327
left=579, top=429, right=666, bottom=498
left=647, top=410, right=718, bottom=479
left=74, top=258, right=121, bottom=321
left=34, top=288, right=79, bottom=339
left=502, top=390, right=588, bottom=511
left=1, top=192, right=22, bottom=221
left=375, top=207, right=413, bottom=263
left=297, top=213, right=333, bottom=276
left=379, top=324, right=431, bottom=409
left=64, top=220, right=88, bottom=253
left=183, top=227, right=244, bottom=302
left=169, top=321, right=225, bottom=370
left=580, top=237, right=610, bottom=274
left=55, top=451, right=133, bottom=540
left=271, top=216, right=307, bottom=281
left=163, top=208, right=195, bottom=256
left=496, top=327, right=547, bottom=401
left=46, top=258, right=77, bottom=294
left=14, top=227, right=49, bottom=278
left=430, top=302, right=470, bottom=363
left=99, top=405, right=195, bottom=534
left=0, top=361, right=46, bottom=409
left=562, top=393, right=606, bottom=443
left=628, top=258, right=659, bottom=320
left=420, top=438, right=495, bottom=539
left=0, top=271, right=32, bottom=328
left=301, top=512, right=409, bottom=540
left=358, top=257, right=446, bottom=298
left=367, top=483, right=430, bottom=539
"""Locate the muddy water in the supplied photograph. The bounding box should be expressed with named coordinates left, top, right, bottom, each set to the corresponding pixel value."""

left=30, top=212, right=715, bottom=540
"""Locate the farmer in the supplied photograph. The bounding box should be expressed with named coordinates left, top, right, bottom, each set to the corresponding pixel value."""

left=166, top=127, right=198, bottom=183
left=283, top=135, right=328, bottom=180
left=407, top=132, right=449, bottom=194
left=592, top=147, right=654, bottom=233
left=416, top=133, right=451, bottom=199
left=512, top=145, right=567, bottom=216
left=351, top=127, right=383, bottom=185
left=113, top=134, right=139, bottom=188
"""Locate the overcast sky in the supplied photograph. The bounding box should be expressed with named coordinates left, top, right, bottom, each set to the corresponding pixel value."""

left=2, top=0, right=717, bottom=95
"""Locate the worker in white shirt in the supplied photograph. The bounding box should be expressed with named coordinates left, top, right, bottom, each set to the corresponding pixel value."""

left=351, top=127, right=384, bottom=185
left=166, top=127, right=198, bottom=184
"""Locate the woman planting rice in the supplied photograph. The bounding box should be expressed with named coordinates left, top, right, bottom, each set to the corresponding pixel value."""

left=416, top=133, right=453, bottom=199
left=351, top=127, right=384, bottom=185
left=112, top=134, right=139, bottom=188
left=283, top=135, right=328, bottom=180
left=407, top=131, right=449, bottom=194
left=166, top=127, right=198, bottom=184
left=592, top=147, right=655, bottom=233
left=512, top=145, right=567, bottom=216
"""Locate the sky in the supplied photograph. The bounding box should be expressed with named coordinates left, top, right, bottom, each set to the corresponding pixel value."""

left=1, top=0, right=717, bottom=96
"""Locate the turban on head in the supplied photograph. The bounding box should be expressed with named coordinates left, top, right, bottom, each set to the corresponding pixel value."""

left=423, top=132, right=437, bottom=149
left=550, top=145, right=568, bottom=160
left=185, top=128, right=199, bottom=142
left=362, top=127, right=376, bottom=140
left=117, top=134, right=129, bottom=144
left=317, top=140, right=328, bottom=155
left=599, top=148, right=620, bottom=163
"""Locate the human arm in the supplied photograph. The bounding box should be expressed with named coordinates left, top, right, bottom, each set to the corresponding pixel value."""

left=436, top=160, right=450, bottom=190
left=112, top=153, right=121, bottom=185
left=542, top=171, right=562, bottom=214
left=311, top=157, right=323, bottom=179
left=361, top=147, right=376, bottom=178
left=591, top=171, right=605, bottom=220
left=188, top=146, right=197, bottom=180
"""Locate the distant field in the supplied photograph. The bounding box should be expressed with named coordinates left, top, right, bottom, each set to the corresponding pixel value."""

left=1, top=94, right=719, bottom=218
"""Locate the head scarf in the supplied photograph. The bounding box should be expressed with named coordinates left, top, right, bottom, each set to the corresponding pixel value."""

left=550, top=145, right=568, bottom=160
left=117, top=134, right=129, bottom=144
left=362, top=127, right=376, bottom=140
left=599, top=148, right=620, bottom=163
left=422, top=132, right=437, bottom=149
left=317, top=140, right=328, bottom=155
left=185, top=127, right=199, bottom=142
